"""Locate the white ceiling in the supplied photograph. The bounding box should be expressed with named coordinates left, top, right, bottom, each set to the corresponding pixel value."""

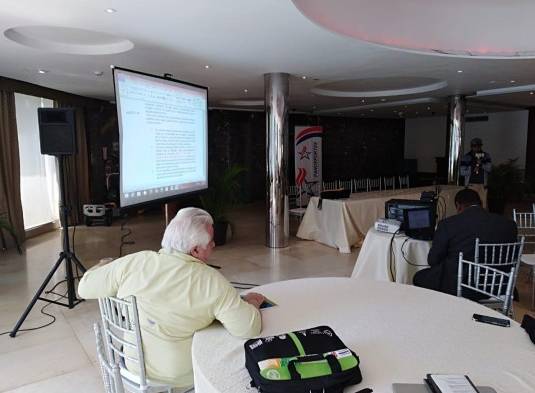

left=1, top=0, right=535, bottom=118
left=292, top=0, right=535, bottom=58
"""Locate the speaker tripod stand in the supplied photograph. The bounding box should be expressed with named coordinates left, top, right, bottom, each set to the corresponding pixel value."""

left=10, top=156, right=86, bottom=337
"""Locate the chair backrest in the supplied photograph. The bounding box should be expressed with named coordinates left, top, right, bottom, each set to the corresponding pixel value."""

left=513, top=210, right=535, bottom=253
left=98, top=296, right=148, bottom=391
left=398, top=175, right=410, bottom=189
left=296, top=185, right=304, bottom=207
left=288, top=185, right=297, bottom=197
left=457, top=255, right=516, bottom=315
left=94, top=323, right=126, bottom=393
left=368, top=177, right=382, bottom=191
left=353, top=178, right=368, bottom=192
left=339, top=180, right=352, bottom=192
left=383, top=176, right=395, bottom=190
left=311, top=182, right=321, bottom=195
left=475, top=237, right=524, bottom=291
left=513, top=209, right=535, bottom=229
left=323, top=181, right=338, bottom=191
left=474, top=237, right=524, bottom=267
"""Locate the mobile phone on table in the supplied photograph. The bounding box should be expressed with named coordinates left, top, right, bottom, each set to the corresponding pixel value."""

left=472, top=313, right=510, bottom=327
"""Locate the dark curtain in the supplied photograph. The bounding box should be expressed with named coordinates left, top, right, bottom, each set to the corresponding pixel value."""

left=56, top=103, right=91, bottom=225
left=0, top=90, right=25, bottom=246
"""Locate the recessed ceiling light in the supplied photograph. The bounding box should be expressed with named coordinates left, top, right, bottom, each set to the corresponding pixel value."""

left=457, top=70, right=463, bottom=73
left=380, top=98, right=386, bottom=102
left=37, top=69, right=48, bottom=74
left=243, top=89, right=248, bottom=93
left=427, top=106, right=431, bottom=110
left=510, top=80, right=516, bottom=83
left=105, top=8, right=117, bottom=13
left=530, top=91, right=534, bottom=95
left=94, top=71, right=103, bottom=76
left=361, top=99, right=365, bottom=103
left=301, top=75, right=307, bottom=80
left=204, top=65, right=210, bottom=69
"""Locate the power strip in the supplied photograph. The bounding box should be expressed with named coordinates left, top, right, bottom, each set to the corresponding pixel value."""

left=375, top=218, right=402, bottom=234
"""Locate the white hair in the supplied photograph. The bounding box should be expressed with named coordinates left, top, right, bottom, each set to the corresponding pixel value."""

left=161, top=207, right=214, bottom=254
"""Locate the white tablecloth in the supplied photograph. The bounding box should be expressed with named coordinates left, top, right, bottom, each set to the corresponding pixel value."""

left=192, top=278, right=535, bottom=393
left=297, top=185, right=486, bottom=253
left=351, top=228, right=431, bottom=284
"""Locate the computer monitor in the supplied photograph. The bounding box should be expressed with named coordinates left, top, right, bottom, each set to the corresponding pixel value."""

left=385, top=199, right=434, bottom=223
left=403, top=207, right=436, bottom=241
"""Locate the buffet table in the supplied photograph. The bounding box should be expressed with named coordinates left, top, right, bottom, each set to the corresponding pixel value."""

left=297, top=185, right=486, bottom=253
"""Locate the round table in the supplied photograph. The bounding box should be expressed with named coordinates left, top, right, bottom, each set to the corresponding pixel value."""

left=352, top=228, right=431, bottom=284
left=192, top=278, right=535, bottom=393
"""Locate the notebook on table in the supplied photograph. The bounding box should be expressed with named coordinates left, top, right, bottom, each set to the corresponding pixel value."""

left=392, top=383, right=496, bottom=393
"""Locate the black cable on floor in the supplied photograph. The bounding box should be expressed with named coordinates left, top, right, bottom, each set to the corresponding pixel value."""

left=119, top=216, right=135, bottom=257
left=0, top=288, right=69, bottom=336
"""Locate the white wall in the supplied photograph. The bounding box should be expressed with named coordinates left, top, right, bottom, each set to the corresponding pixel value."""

left=405, top=110, right=529, bottom=172
left=464, top=111, right=528, bottom=168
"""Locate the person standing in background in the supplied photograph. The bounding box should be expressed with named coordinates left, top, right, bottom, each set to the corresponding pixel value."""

left=460, top=137, right=492, bottom=186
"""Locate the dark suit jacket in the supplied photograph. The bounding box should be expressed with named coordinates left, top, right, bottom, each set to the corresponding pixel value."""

left=428, top=206, right=518, bottom=297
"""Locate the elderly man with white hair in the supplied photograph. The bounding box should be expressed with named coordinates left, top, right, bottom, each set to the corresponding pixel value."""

left=78, top=207, right=264, bottom=390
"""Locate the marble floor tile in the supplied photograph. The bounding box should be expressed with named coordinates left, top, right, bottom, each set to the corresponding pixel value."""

left=2, top=366, right=102, bottom=393
left=0, top=337, right=91, bottom=391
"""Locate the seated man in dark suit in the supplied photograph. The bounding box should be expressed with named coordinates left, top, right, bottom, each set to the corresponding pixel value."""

left=413, top=188, right=517, bottom=299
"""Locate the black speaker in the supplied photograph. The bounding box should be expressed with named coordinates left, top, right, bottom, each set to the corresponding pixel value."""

left=38, top=108, right=77, bottom=156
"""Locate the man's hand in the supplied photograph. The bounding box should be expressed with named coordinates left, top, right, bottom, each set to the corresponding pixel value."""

left=243, top=292, right=265, bottom=309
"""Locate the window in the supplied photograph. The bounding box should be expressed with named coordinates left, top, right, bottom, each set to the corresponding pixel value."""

left=14, top=93, right=59, bottom=231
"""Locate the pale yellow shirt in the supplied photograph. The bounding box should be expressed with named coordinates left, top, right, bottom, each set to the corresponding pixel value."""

left=78, top=248, right=261, bottom=387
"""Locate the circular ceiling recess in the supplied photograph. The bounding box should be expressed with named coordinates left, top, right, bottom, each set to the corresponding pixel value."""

left=312, top=77, right=447, bottom=98
left=292, top=0, right=535, bottom=58
left=4, top=26, right=134, bottom=55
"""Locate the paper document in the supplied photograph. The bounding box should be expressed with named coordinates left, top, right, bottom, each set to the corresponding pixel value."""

left=429, top=374, right=479, bottom=393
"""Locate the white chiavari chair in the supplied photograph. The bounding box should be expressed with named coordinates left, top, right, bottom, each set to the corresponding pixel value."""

left=98, top=296, right=178, bottom=393
left=383, top=176, right=395, bottom=190
left=457, top=256, right=517, bottom=316
left=513, top=209, right=535, bottom=309
left=353, top=178, right=368, bottom=193
left=289, top=186, right=307, bottom=221
left=367, top=178, right=382, bottom=191
left=398, top=175, right=410, bottom=189
left=94, top=323, right=126, bottom=393
left=339, top=180, right=352, bottom=192
left=466, top=237, right=525, bottom=315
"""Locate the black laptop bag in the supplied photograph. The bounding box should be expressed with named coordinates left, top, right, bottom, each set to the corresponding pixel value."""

left=244, top=325, right=362, bottom=393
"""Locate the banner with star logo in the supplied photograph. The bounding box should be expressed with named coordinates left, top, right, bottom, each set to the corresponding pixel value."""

left=294, top=126, right=322, bottom=206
